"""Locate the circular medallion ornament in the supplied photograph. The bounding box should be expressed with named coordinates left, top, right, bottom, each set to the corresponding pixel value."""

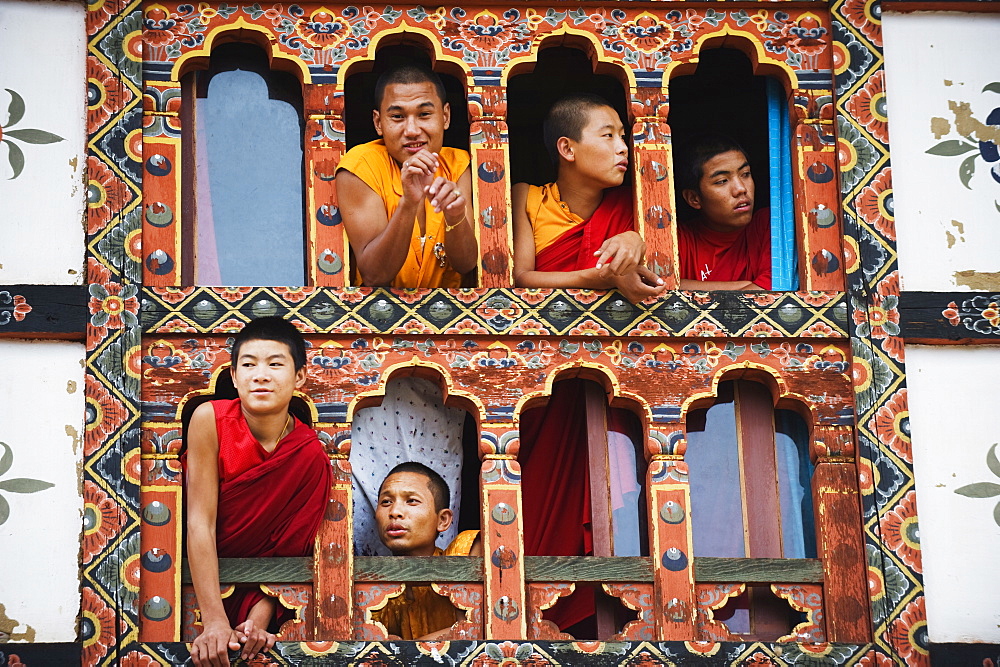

left=142, top=501, right=171, bottom=526
left=251, top=299, right=278, bottom=318
left=325, top=499, right=347, bottom=522
left=492, top=596, right=520, bottom=621
left=145, top=249, right=174, bottom=276
left=142, top=596, right=172, bottom=621
left=369, top=299, right=394, bottom=322
left=317, top=249, right=343, bottom=275
left=661, top=546, right=688, bottom=571
left=146, top=154, right=171, bottom=176
left=491, top=545, right=517, bottom=570
left=491, top=502, right=516, bottom=525
left=427, top=300, right=454, bottom=321
left=606, top=298, right=632, bottom=322
left=659, top=500, right=685, bottom=524
left=317, top=204, right=342, bottom=226
left=141, top=548, right=172, bottom=573
left=191, top=299, right=219, bottom=322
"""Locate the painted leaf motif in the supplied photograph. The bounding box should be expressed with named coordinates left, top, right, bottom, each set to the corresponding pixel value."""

left=5, top=140, right=24, bottom=179
left=983, top=82, right=1000, bottom=96
left=954, top=482, right=1000, bottom=498
left=926, top=140, right=977, bottom=156
left=4, top=128, right=64, bottom=144
left=988, top=443, right=1000, bottom=479
left=0, top=494, right=8, bottom=525
left=995, top=501, right=1000, bottom=529
left=959, top=154, right=977, bottom=190
left=4, top=89, right=25, bottom=127
left=0, top=442, right=11, bottom=476
left=0, top=478, right=53, bottom=493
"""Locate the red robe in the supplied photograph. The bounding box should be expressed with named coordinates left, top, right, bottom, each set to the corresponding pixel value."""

left=677, top=208, right=772, bottom=289
left=533, top=186, right=635, bottom=272
left=199, top=398, right=332, bottom=631
left=522, top=186, right=639, bottom=632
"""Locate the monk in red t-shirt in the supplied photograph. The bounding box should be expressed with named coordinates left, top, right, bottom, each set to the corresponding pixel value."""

left=513, top=93, right=665, bottom=304
left=676, top=134, right=771, bottom=290
left=185, top=317, right=330, bottom=666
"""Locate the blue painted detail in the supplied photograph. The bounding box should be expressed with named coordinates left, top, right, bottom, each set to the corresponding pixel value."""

left=472, top=67, right=501, bottom=87
left=141, top=549, right=173, bottom=573
left=635, top=70, right=664, bottom=88
left=661, top=547, right=689, bottom=571
left=145, top=250, right=174, bottom=276
left=767, top=77, right=798, bottom=291
left=146, top=154, right=172, bottom=176
left=797, top=70, right=835, bottom=89
left=317, top=204, right=342, bottom=226
left=142, top=61, right=174, bottom=82
left=315, top=402, right=348, bottom=422
left=651, top=405, right=681, bottom=422
left=487, top=406, right=515, bottom=420
left=478, top=161, right=505, bottom=184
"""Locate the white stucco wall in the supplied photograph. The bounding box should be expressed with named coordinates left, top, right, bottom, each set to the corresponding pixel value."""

left=906, top=344, right=1000, bottom=643
left=0, top=0, right=86, bottom=285
left=884, top=12, right=1000, bottom=292
left=0, top=340, right=84, bottom=641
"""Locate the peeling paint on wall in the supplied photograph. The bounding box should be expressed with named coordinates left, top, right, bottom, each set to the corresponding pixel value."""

left=954, top=269, right=1000, bottom=291
left=931, top=116, right=951, bottom=139
left=0, top=603, right=36, bottom=643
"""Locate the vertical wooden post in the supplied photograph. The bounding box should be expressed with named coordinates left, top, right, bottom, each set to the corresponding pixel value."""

left=469, top=84, right=513, bottom=287
left=312, top=437, right=354, bottom=638
left=647, top=431, right=696, bottom=640
left=137, top=424, right=184, bottom=641
left=583, top=382, right=615, bottom=638
left=630, top=87, right=676, bottom=288
left=813, top=460, right=871, bottom=642
left=481, top=423, right=527, bottom=639
left=142, top=80, right=184, bottom=286
left=304, top=84, right=348, bottom=287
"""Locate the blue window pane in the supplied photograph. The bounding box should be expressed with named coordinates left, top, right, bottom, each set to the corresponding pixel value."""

left=687, top=396, right=745, bottom=558
left=608, top=429, right=643, bottom=557
left=766, top=77, right=798, bottom=290
left=775, top=409, right=816, bottom=558
left=194, top=62, right=305, bottom=285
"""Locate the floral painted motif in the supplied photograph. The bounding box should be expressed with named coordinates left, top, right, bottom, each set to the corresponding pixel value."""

left=868, top=388, right=909, bottom=463
left=81, top=480, right=124, bottom=564
left=0, top=291, right=31, bottom=326
left=851, top=286, right=901, bottom=361
left=0, top=441, right=53, bottom=527
left=854, top=167, right=894, bottom=241
left=80, top=586, right=122, bottom=667
left=943, top=293, right=1000, bottom=336
left=88, top=264, right=140, bottom=339
left=885, top=597, right=929, bottom=665
left=879, top=490, right=921, bottom=573
left=840, top=0, right=881, bottom=47
left=84, top=374, right=129, bottom=456
left=954, top=443, right=1000, bottom=528
left=87, top=155, right=133, bottom=234
left=0, top=89, right=65, bottom=179
left=87, top=55, right=132, bottom=135
left=926, top=83, right=1000, bottom=203
left=846, top=70, right=889, bottom=144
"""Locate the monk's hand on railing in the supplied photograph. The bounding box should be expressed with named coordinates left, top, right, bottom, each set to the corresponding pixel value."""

left=612, top=266, right=666, bottom=305
left=235, top=617, right=276, bottom=662
left=594, top=231, right=645, bottom=276
left=190, top=620, right=241, bottom=667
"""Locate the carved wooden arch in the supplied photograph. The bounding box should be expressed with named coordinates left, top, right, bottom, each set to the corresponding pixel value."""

left=502, top=26, right=638, bottom=91
left=679, top=360, right=818, bottom=434
left=666, top=25, right=800, bottom=90
left=337, top=23, right=474, bottom=86
left=345, top=358, right=486, bottom=432
left=169, top=18, right=313, bottom=83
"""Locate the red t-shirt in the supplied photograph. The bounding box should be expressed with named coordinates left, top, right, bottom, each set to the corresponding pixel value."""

left=677, top=208, right=771, bottom=290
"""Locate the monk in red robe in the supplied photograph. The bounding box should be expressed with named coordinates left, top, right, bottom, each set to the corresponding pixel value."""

left=185, top=318, right=331, bottom=666
left=512, top=95, right=657, bottom=634
left=513, top=93, right=665, bottom=304
left=676, top=133, right=771, bottom=290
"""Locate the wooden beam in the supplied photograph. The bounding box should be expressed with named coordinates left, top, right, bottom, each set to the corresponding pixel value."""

left=0, top=285, right=88, bottom=339
left=898, top=291, right=1000, bottom=343
left=186, top=555, right=824, bottom=585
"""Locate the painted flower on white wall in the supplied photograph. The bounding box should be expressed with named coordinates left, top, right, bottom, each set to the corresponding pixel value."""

left=0, top=89, right=65, bottom=179
left=955, top=443, right=1000, bottom=528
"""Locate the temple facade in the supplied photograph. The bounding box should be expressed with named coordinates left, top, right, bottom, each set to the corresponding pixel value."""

left=0, top=0, right=998, bottom=664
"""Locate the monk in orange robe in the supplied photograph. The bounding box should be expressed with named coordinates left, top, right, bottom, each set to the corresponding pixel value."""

left=372, top=462, right=481, bottom=640
left=337, top=66, right=477, bottom=287
left=512, top=93, right=665, bottom=304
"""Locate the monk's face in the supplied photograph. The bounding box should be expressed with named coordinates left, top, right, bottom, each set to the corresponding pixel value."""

left=230, top=339, right=306, bottom=417
left=373, top=81, right=450, bottom=166
left=562, top=105, right=629, bottom=189
left=376, top=471, right=453, bottom=556
left=682, top=150, right=755, bottom=233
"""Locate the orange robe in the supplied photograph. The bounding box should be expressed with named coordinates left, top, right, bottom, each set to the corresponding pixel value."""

left=372, top=530, right=478, bottom=639
left=337, top=140, right=470, bottom=288
left=526, top=183, right=634, bottom=270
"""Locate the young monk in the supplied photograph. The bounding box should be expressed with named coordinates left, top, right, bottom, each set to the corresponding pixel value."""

left=373, top=462, right=480, bottom=640
left=512, top=93, right=665, bottom=304
left=337, top=65, right=477, bottom=287
left=676, top=133, right=771, bottom=290
left=185, top=317, right=331, bottom=666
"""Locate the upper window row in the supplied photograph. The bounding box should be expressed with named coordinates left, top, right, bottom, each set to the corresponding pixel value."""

left=146, top=43, right=841, bottom=293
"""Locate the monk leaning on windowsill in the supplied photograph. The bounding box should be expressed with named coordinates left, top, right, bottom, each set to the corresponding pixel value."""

left=373, top=462, right=481, bottom=641
left=184, top=317, right=331, bottom=667
left=336, top=65, right=477, bottom=288
left=512, top=93, right=666, bottom=305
